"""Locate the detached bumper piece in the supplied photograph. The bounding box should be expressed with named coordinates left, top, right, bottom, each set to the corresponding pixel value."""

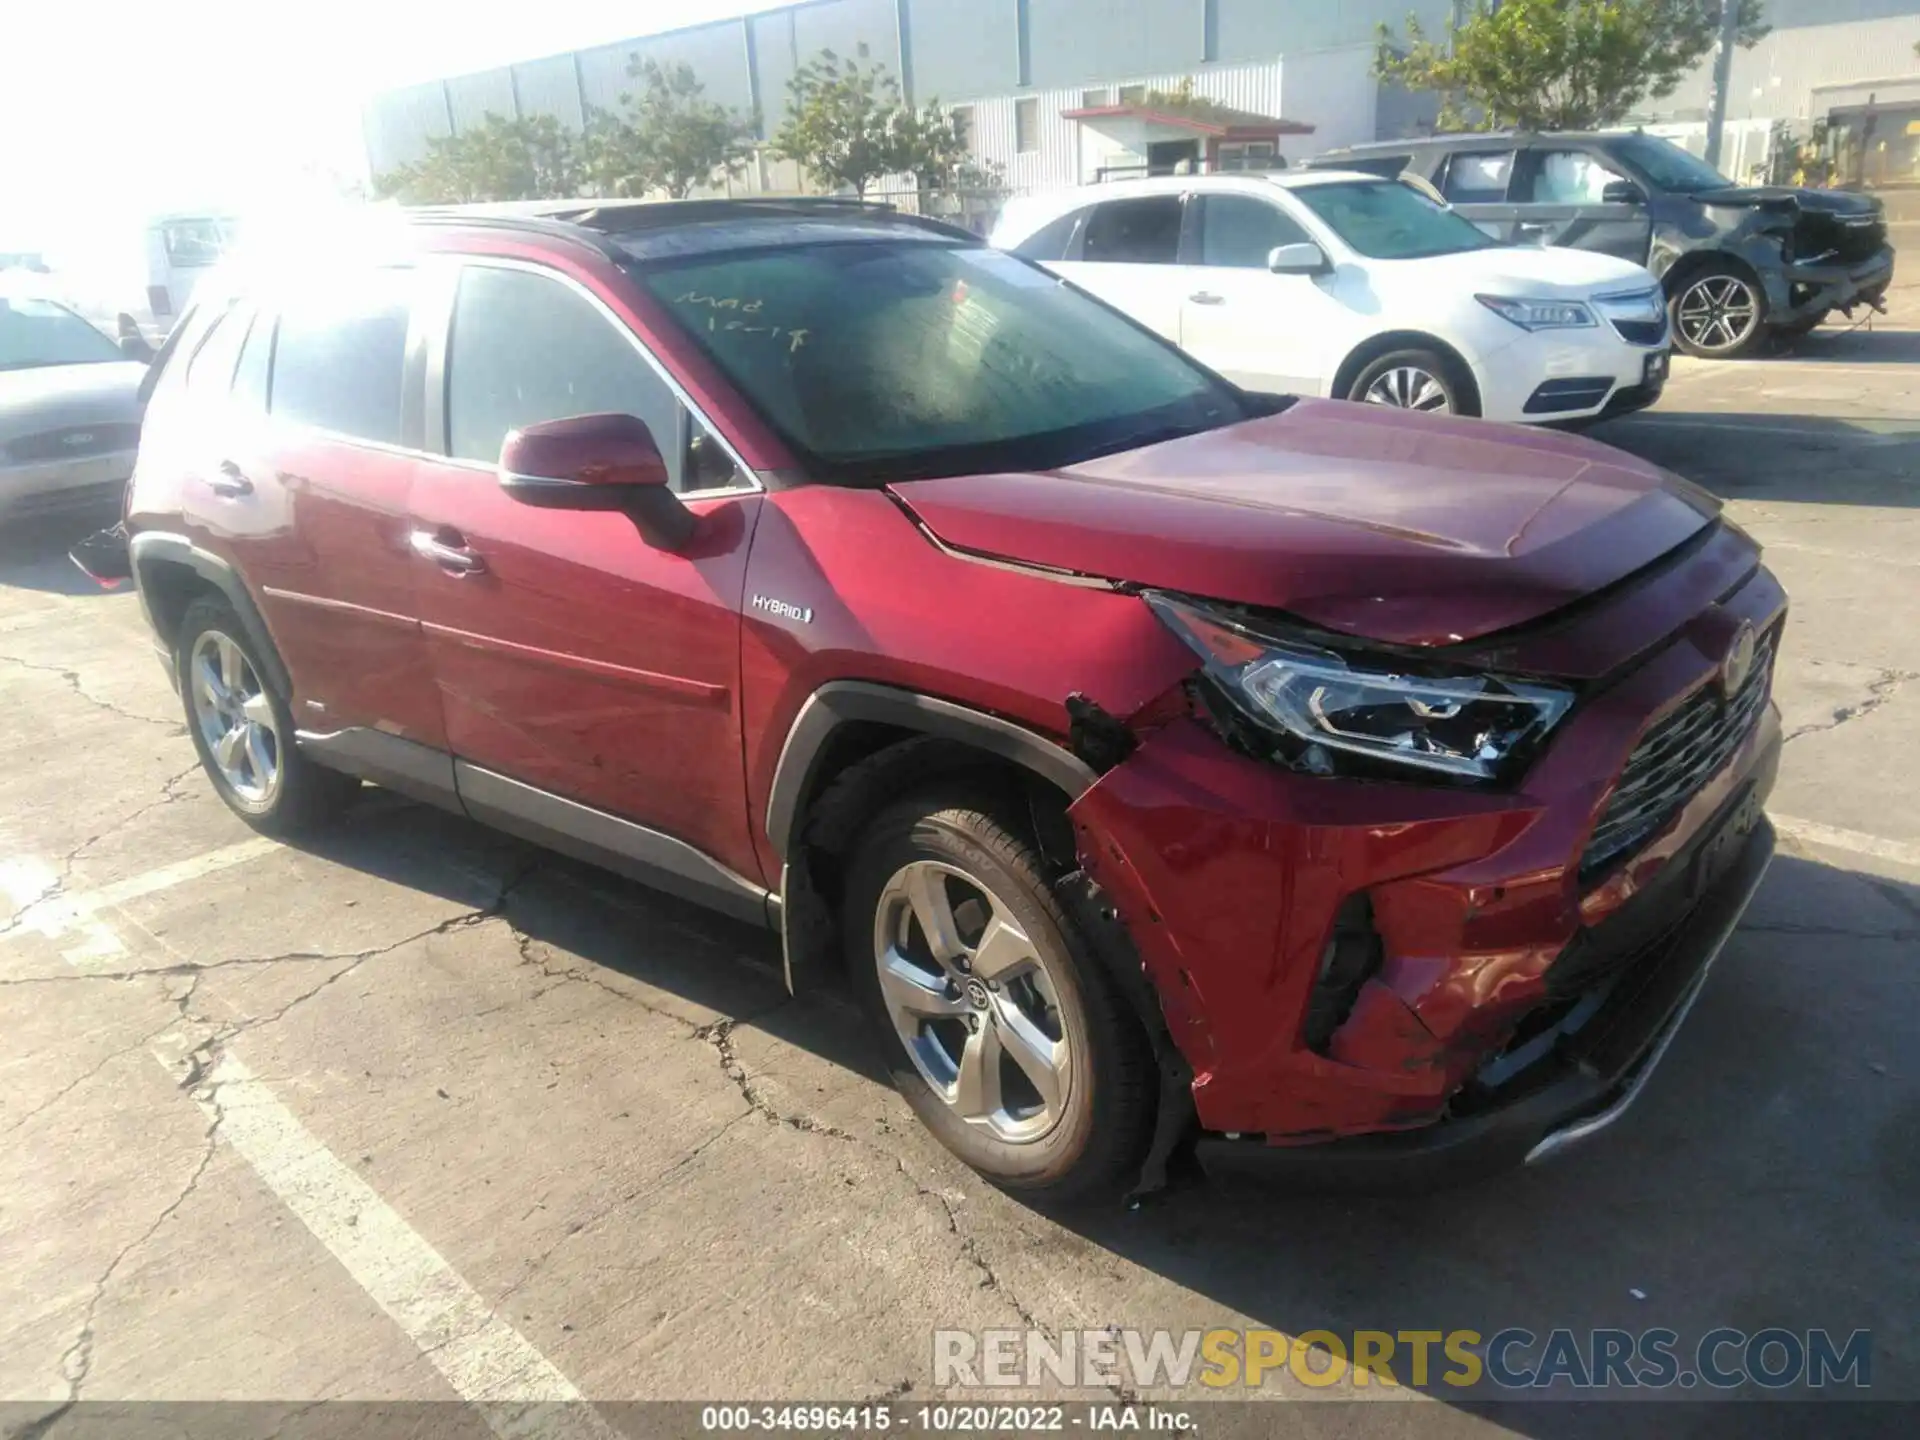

left=69, top=522, right=133, bottom=588
left=1196, top=794, right=1775, bottom=1191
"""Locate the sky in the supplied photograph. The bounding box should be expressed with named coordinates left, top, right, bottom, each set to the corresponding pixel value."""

left=1, top=0, right=767, bottom=249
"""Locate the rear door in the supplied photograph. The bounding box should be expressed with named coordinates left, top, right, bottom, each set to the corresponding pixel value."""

left=234, top=268, right=448, bottom=752
left=409, top=258, right=764, bottom=884
left=1508, top=145, right=1655, bottom=263
left=1434, top=147, right=1521, bottom=242
left=1176, top=192, right=1347, bottom=395
left=1046, top=193, right=1188, bottom=339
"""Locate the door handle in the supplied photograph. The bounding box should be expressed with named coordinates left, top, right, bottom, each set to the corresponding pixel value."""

left=207, top=461, right=253, bottom=498
left=1188, top=291, right=1225, bottom=305
left=1517, top=221, right=1551, bottom=234
left=410, top=529, right=486, bottom=575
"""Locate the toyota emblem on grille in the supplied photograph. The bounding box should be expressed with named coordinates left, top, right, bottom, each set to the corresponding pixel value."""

left=1720, top=620, right=1757, bottom=697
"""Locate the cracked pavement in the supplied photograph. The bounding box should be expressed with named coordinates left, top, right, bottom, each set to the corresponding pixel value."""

left=0, top=272, right=1917, bottom=1431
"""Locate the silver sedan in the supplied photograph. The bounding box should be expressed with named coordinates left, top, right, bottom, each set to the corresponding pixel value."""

left=2, top=295, right=151, bottom=523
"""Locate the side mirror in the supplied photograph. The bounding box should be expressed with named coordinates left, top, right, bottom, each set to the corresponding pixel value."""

left=1268, top=242, right=1331, bottom=276
left=499, top=412, right=696, bottom=551
left=1600, top=179, right=1645, bottom=206
left=118, top=333, right=155, bottom=363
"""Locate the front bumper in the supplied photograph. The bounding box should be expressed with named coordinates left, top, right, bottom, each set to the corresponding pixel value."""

left=0, top=451, right=135, bottom=520
left=1477, top=328, right=1667, bottom=426
left=1768, top=244, right=1895, bottom=323
left=1196, top=799, right=1774, bottom=1189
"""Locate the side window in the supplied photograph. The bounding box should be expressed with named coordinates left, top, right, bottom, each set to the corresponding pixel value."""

left=1080, top=196, right=1183, bottom=264
left=232, top=310, right=273, bottom=411
left=1011, top=207, right=1088, bottom=262
left=271, top=270, right=411, bottom=445
left=1522, top=148, right=1628, bottom=204
left=446, top=265, right=685, bottom=488
left=1437, top=150, right=1517, bottom=204
left=1198, top=195, right=1311, bottom=268
left=183, top=306, right=246, bottom=395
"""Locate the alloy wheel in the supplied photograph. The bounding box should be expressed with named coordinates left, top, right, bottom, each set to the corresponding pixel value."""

left=189, top=630, right=281, bottom=805
left=1362, top=366, right=1453, bottom=412
left=1675, top=275, right=1760, bottom=353
left=872, top=860, right=1073, bottom=1144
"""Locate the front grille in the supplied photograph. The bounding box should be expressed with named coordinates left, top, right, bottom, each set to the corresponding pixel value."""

left=1582, top=630, right=1776, bottom=878
left=5, top=422, right=141, bottom=464
left=1795, top=210, right=1887, bottom=267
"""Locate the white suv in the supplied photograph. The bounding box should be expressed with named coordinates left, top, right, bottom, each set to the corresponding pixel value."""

left=991, top=173, right=1671, bottom=426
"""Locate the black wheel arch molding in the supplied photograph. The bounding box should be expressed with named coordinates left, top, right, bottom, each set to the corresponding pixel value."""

left=762, top=680, right=1098, bottom=865
left=129, top=530, right=293, bottom=698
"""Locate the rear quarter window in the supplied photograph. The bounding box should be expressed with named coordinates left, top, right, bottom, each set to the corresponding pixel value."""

left=269, top=270, right=412, bottom=447
left=1010, top=207, right=1087, bottom=262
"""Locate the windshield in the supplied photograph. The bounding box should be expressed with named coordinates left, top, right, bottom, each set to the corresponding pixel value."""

left=162, top=217, right=241, bottom=268
left=1291, top=180, right=1498, bottom=260
left=1610, top=133, right=1735, bottom=193
left=633, top=242, right=1250, bottom=483
left=0, top=296, right=124, bottom=371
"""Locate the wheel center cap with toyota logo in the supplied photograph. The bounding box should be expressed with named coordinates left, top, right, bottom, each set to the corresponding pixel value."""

left=964, top=978, right=991, bottom=1011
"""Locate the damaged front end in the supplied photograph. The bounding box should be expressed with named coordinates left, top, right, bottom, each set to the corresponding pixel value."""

left=1062, top=562, right=1786, bottom=1187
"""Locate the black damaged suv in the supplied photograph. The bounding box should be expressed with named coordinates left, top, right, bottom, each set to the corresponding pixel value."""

left=1313, top=129, right=1895, bottom=359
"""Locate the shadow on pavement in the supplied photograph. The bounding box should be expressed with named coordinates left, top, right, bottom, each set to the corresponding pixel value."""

left=1774, top=322, right=1920, bottom=366
left=1593, top=411, right=1920, bottom=508
left=0, top=504, right=128, bottom=597
left=277, top=796, right=1919, bottom=1422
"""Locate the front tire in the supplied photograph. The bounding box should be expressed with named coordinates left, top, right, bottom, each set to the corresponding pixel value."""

left=843, top=791, right=1155, bottom=1203
left=1669, top=263, right=1768, bottom=358
left=1345, top=347, right=1473, bottom=416
left=175, top=596, right=357, bottom=835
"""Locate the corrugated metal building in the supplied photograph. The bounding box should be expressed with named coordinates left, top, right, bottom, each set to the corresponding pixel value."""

left=363, top=0, right=1920, bottom=195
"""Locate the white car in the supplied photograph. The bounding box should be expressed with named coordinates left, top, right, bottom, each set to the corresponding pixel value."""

left=991, top=172, right=1671, bottom=426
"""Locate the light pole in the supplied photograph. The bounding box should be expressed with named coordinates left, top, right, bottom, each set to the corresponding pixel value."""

left=1703, top=0, right=1740, bottom=169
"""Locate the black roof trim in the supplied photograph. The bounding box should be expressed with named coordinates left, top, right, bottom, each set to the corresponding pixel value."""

left=402, top=197, right=978, bottom=248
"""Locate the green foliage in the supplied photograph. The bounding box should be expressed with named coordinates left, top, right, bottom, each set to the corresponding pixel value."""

left=770, top=44, right=997, bottom=197
left=372, top=113, right=582, bottom=204
left=1374, top=0, right=1770, bottom=132
left=771, top=45, right=907, bottom=196
left=583, top=59, right=756, bottom=199
left=1137, top=76, right=1243, bottom=126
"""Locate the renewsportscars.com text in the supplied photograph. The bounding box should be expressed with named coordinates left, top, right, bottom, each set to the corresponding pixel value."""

left=933, top=1327, right=1872, bottom=1392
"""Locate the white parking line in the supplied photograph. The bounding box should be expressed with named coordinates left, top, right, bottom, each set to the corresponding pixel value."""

left=5, top=847, right=616, bottom=1431
left=167, top=1044, right=616, bottom=1432
left=1, top=837, right=279, bottom=950
left=1611, top=416, right=1918, bottom=445
left=1773, top=815, right=1920, bottom=870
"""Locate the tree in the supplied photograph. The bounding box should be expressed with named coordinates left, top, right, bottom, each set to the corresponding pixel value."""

left=1374, top=0, right=1770, bottom=132
left=584, top=58, right=755, bottom=199
left=373, top=113, right=582, bottom=204
left=771, top=44, right=913, bottom=196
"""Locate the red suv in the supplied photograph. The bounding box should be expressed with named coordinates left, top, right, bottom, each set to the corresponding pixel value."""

left=95, top=199, right=1783, bottom=1200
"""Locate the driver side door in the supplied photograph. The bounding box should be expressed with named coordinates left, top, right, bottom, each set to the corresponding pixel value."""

left=408, top=258, right=767, bottom=895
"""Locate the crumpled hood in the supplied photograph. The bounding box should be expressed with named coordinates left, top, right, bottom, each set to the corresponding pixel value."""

left=1692, top=184, right=1881, bottom=218
left=888, top=400, right=1719, bottom=647
left=0, top=361, right=147, bottom=451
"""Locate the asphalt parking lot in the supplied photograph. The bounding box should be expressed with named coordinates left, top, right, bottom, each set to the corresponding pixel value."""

left=4, top=261, right=1918, bottom=1438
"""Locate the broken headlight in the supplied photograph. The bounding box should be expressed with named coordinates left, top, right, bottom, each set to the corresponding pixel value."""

left=1147, top=592, right=1573, bottom=783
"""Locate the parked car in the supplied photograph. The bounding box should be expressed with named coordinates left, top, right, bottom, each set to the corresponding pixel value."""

left=81, top=199, right=1783, bottom=1199
left=1, top=292, right=151, bottom=524
left=992, top=173, right=1671, bottom=427
left=1310, top=130, right=1896, bottom=359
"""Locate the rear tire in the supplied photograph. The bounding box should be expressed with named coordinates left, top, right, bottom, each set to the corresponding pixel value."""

left=843, top=790, right=1155, bottom=1204
left=175, top=596, right=358, bottom=836
left=1345, top=347, right=1474, bottom=416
